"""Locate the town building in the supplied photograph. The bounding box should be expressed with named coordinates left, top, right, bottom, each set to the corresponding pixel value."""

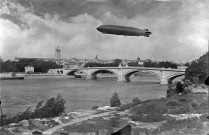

left=55, top=47, right=61, bottom=59
left=93, top=55, right=114, bottom=64
left=25, top=66, right=34, bottom=74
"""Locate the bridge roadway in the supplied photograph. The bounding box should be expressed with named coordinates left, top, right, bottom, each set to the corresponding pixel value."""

left=60, top=66, right=185, bottom=84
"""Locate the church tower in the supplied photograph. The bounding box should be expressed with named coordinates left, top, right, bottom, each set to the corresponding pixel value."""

left=55, top=47, right=61, bottom=59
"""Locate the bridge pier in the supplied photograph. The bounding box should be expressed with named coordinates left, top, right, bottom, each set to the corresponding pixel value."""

left=117, top=76, right=126, bottom=82
left=117, top=76, right=130, bottom=82
left=117, top=68, right=130, bottom=82
left=86, top=74, right=97, bottom=80
left=92, top=74, right=97, bottom=79
left=86, top=75, right=91, bottom=80
left=160, top=78, right=168, bottom=84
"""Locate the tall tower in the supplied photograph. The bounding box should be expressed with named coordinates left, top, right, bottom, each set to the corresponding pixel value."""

left=55, top=47, right=61, bottom=59
left=95, top=55, right=98, bottom=60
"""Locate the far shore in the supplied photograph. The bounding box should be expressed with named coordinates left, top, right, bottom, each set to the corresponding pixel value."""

left=0, top=72, right=156, bottom=80
left=0, top=72, right=74, bottom=79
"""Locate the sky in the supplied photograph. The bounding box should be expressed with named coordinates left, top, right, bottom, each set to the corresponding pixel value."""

left=0, top=0, right=209, bottom=63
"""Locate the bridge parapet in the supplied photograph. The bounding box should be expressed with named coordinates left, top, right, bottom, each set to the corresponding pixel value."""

left=63, top=66, right=185, bottom=84
left=65, top=66, right=185, bottom=71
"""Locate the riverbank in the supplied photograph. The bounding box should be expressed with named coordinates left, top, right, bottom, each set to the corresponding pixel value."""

left=0, top=73, right=24, bottom=80
left=24, top=74, right=74, bottom=79
left=0, top=73, right=75, bottom=80
left=1, top=93, right=208, bottom=135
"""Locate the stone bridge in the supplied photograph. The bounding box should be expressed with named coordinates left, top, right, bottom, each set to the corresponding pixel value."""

left=62, top=66, right=186, bottom=84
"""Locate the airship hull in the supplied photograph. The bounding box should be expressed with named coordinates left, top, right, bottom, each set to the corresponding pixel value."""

left=97, top=25, right=151, bottom=37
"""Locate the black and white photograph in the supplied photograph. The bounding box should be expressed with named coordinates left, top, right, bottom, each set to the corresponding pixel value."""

left=0, top=0, right=209, bottom=134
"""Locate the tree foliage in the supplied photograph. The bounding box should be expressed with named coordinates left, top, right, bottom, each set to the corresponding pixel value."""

left=185, top=52, right=209, bottom=84
left=143, top=60, right=178, bottom=68
left=84, top=59, right=122, bottom=67
left=110, top=92, right=121, bottom=107
left=32, top=94, right=65, bottom=118
left=175, top=82, right=185, bottom=94
left=0, top=94, right=66, bottom=126
left=132, top=97, right=141, bottom=104
left=0, top=59, right=62, bottom=73
left=166, top=81, right=192, bottom=97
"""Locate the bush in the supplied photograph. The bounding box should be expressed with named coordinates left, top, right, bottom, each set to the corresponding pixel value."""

left=132, top=97, right=141, bottom=104
left=166, top=87, right=175, bottom=98
left=175, top=82, right=185, bottom=94
left=185, top=52, right=208, bottom=84
left=191, top=102, right=198, bottom=109
left=32, top=94, right=66, bottom=118
left=118, top=103, right=138, bottom=111
left=198, top=102, right=208, bottom=110
left=169, top=105, right=193, bottom=114
left=166, top=101, right=179, bottom=107
left=166, top=81, right=193, bottom=98
left=91, top=105, right=99, bottom=110
left=166, top=82, right=176, bottom=97
left=131, top=102, right=167, bottom=122
left=110, top=92, right=121, bottom=107
left=0, top=94, right=66, bottom=127
left=178, top=98, right=187, bottom=102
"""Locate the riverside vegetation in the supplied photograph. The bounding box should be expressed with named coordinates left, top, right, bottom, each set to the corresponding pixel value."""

left=53, top=82, right=208, bottom=135
left=0, top=94, right=65, bottom=127
left=0, top=80, right=208, bottom=134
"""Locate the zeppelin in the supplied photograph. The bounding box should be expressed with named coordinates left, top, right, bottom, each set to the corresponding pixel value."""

left=97, top=25, right=152, bottom=37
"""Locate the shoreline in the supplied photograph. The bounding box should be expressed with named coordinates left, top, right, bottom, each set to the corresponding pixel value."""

left=1, top=93, right=208, bottom=135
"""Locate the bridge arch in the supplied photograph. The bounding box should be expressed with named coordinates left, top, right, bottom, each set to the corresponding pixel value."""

left=66, top=70, right=77, bottom=76
left=165, top=73, right=185, bottom=81
left=123, top=69, right=161, bottom=81
left=90, top=69, right=118, bottom=77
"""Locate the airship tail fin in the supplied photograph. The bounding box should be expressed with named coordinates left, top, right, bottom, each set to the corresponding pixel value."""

left=145, top=30, right=151, bottom=37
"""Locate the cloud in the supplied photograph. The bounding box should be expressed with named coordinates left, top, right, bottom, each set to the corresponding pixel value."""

left=0, top=0, right=208, bottom=63
left=0, top=9, right=103, bottom=59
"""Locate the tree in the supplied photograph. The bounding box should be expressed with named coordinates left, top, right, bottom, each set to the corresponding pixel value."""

left=110, top=92, right=121, bottom=107
left=185, top=52, right=208, bottom=84
left=32, top=94, right=66, bottom=118
left=114, top=59, right=122, bottom=65
left=159, top=61, right=177, bottom=68
left=143, top=60, right=159, bottom=67
left=0, top=94, right=66, bottom=127
left=166, top=83, right=175, bottom=98
left=175, top=82, right=185, bottom=94
left=84, top=59, right=122, bottom=67
left=0, top=59, right=62, bottom=73
left=166, top=80, right=193, bottom=97
left=132, top=97, right=141, bottom=104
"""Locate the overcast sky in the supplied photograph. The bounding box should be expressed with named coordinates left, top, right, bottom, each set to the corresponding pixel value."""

left=0, top=0, right=208, bottom=62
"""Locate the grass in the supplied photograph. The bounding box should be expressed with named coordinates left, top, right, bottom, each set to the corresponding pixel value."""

left=57, top=93, right=209, bottom=135
left=0, top=94, right=66, bottom=127
left=1, top=93, right=208, bottom=135
left=62, top=114, right=128, bottom=133
left=129, top=93, right=208, bottom=122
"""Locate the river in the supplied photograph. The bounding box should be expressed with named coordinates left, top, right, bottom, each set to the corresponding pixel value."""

left=0, top=75, right=177, bottom=116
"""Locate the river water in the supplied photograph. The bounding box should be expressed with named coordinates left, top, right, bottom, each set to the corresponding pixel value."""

left=0, top=76, right=172, bottom=116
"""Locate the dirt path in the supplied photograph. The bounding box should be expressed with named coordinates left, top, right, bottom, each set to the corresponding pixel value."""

left=43, top=111, right=116, bottom=134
